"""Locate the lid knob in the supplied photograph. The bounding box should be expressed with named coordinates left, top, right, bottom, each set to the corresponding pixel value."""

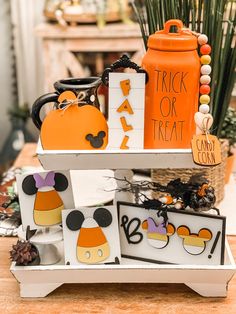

left=161, top=19, right=184, bottom=35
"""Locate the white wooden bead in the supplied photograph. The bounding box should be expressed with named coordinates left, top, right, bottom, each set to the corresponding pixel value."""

left=200, top=75, right=211, bottom=84
left=199, top=104, right=210, bottom=114
left=201, top=65, right=211, bottom=75
left=198, top=34, right=208, bottom=45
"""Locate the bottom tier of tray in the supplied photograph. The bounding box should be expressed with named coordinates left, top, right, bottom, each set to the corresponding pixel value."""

left=11, top=240, right=236, bottom=298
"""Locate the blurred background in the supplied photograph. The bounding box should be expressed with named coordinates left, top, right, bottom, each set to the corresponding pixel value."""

left=0, top=0, right=144, bottom=172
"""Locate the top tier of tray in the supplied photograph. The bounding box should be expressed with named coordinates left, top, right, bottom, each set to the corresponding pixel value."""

left=37, top=141, right=200, bottom=170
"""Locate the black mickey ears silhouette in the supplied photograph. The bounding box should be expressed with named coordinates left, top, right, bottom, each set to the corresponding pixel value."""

left=85, top=131, right=106, bottom=149
left=98, top=131, right=106, bottom=138
left=22, top=175, right=38, bottom=195
left=54, top=173, right=69, bottom=191
left=93, top=207, right=112, bottom=227
left=22, top=173, right=69, bottom=195
left=66, top=210, right=85, bottom=231
left=66, top=208, right=113, bottom=231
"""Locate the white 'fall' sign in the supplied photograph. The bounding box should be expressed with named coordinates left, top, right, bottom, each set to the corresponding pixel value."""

left=108, top=72, right=145, bottom=149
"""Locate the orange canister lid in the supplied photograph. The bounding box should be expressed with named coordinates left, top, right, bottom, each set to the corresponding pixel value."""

left=147, top=19, right=198, bottom=51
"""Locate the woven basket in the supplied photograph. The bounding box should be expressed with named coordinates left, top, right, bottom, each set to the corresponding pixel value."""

left=151, top=140, right=229, bottom=206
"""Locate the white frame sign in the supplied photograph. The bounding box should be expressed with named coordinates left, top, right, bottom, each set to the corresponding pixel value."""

left=118, top=202, right=226, bottom=265
left=62, top=206, right=121, bottom=265
left=17, top=170, right=75, bottom=231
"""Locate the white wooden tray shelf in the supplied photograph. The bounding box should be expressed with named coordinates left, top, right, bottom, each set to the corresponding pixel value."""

left=11, top=240, right=236, bottom=298
left=37, top=142, right=201, bottom=170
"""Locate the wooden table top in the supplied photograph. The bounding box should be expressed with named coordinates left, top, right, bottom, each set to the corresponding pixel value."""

left=1, top=144, right=235, bottom=312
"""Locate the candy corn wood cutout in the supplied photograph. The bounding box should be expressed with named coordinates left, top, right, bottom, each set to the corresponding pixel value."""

left=142, top=217, right=175, bottom=249
left=191, top=134, right=222, bottom=166
left=21, top=172, right=69, bottom=226
left=40, top=91, right=108, bottom=150
left=108, top=73, right=145, bottom=149
left=76, top=218, right=110, bottom=264
left=62, top=206, right=121, bottom=265
left=65, top=209, right=111, bottom=264
left=177, top=226, right=212, bottom=255
left=17, top=170, right=75, bottom=231
left=34, top=190, right=64, bottom=226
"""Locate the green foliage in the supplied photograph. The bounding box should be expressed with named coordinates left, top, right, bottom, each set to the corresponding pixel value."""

left=8, top=103, right=30, bottom=121
left=220, top=107, right=236, bottom=146
left=132, top=0, right=236, bottom=136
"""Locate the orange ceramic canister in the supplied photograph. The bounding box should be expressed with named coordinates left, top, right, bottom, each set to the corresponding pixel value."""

left=142, top=19, right=200, bottom=149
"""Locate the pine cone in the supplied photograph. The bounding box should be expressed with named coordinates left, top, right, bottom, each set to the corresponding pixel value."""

left=190, top=185, right=216, bottom=211
left=10, top=240, right=38, bottom=266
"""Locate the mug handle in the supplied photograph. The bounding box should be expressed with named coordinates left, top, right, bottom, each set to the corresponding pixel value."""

left=31, top=92, right=59, bottom=130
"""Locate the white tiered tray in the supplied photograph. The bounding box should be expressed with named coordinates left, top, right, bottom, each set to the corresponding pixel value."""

left=37, top=141, right=201, bottom=170
left=11, top=240, right=236, bottom=298
left=11, top=141, right=234, bottom=298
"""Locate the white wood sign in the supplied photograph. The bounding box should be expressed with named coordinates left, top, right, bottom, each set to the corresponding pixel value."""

left=108, top=72, right=145, bottom=149
left=62, top=206, right=121, bottom=265
left=17, top=170, right=75, bottom=231
left=118, top=202, right=226, bottom=265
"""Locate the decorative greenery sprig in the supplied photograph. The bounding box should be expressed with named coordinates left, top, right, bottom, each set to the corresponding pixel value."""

left=8, top=103, right=30, bottom=121
left=110, top=176, right=216, bottom=211
left=220, top=107, right=236, bottom=147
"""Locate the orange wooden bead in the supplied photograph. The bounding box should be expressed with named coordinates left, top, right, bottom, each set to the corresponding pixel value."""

left=200, top=44, right=211, bottom=55
left=200, top=84, right=210, bottom=95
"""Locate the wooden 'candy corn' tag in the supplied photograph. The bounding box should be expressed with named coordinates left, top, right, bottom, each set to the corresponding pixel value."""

left=191, top=134, right=222, bottom=166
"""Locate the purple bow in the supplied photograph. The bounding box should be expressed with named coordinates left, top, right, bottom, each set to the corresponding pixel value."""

left=33, top=171, right=55, bottom=189
left=147, top=217, right=167, bottom=235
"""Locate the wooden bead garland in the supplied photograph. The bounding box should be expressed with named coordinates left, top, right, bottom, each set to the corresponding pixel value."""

left=194, top=32, right=213, bottom=135
left=198, top=34, right=212, bottom=107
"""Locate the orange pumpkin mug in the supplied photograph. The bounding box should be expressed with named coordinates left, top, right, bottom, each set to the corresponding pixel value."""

left=31, top=77, right=108, bottom=150
left=142, top=19, right=200, bottom=149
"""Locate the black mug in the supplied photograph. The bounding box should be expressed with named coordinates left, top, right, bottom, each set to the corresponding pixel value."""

left=31, top=77, right=101, bottom=130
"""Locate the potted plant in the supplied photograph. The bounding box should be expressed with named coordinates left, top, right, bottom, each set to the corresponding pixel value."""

left=0, top=104, right=35, bottom=171
left=220, top=107, right=236, bottom=183
left=10, top=239, right=40, bottom=266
